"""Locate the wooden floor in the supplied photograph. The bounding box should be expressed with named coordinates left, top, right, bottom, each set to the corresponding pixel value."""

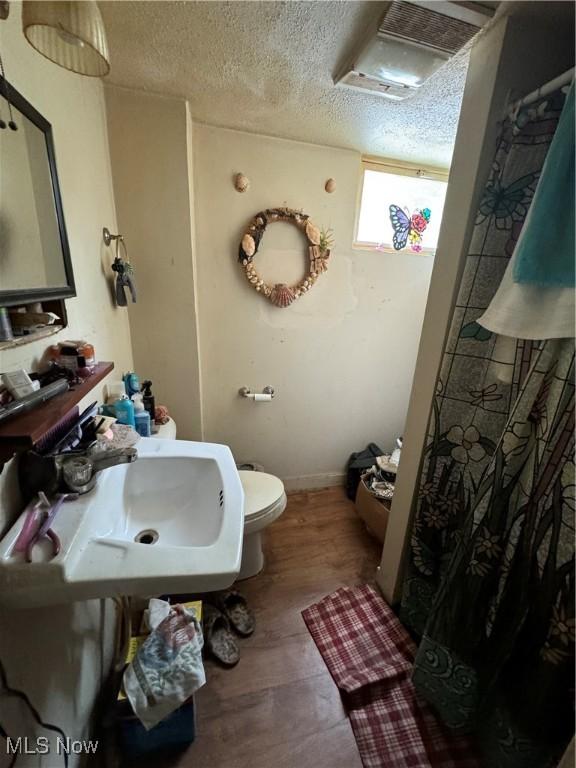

left=145, top=486, right=381, bottom=768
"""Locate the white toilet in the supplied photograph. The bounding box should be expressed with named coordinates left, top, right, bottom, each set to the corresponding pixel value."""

left=152, top=418, right=287, bottom=579
left=237, top=469, right=286, bottom=579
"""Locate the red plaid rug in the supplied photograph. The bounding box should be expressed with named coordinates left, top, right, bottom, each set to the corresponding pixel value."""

left=302, top=584, right=480, bottom=768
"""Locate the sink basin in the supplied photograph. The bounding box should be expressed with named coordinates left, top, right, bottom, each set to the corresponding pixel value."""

left=104, top=455, right=226, bottom=547
left=0, top=439, right=244, bottom=608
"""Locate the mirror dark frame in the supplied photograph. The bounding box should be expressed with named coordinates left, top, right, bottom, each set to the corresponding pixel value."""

left=0, top=76, right=76, bottom=307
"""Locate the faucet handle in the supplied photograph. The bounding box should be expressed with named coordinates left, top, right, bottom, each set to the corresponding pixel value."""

left=60, top=446, right=138, bottom=493
left=89, top=446, right=138, bottom=473
left=61, top=456, right=93, bottom=490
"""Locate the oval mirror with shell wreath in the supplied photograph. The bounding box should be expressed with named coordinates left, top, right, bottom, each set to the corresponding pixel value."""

left=238, top=207, right=333, bottom=307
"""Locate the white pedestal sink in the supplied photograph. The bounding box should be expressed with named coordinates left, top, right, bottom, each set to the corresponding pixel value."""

left=0, top=439, right=244, bottom=608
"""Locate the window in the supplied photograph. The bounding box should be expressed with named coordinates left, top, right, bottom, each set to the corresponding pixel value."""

left=354, top=159, right=448, bottom=254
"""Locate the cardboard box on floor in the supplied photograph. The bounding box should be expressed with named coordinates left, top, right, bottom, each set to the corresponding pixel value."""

left=355, top=478, right=390, bottom=543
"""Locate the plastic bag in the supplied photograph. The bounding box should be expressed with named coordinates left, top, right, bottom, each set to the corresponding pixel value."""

left=123, top=599, right=205, bottom=730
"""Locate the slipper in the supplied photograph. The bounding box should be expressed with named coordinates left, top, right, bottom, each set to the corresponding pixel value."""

left=202, top=604, right=240, bottom=667
left=213, top=590, right=255, bottom=637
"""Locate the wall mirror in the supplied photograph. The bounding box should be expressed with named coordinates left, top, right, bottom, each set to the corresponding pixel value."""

left=0, top=76, right=75, bottom=306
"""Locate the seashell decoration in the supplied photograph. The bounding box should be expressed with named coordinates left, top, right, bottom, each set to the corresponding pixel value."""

left=238, top=207, right=333, bottom=307
left=270, top=283, right=295, bottom=308
left=305, top=220, right=321, bottom=245
left=234, top=173, right=250, bottom=193
left=313, top=257, right=329, bottom=274
left=241, top=234, right=256, bottom=257
left=325, top=178, right=336, bottom=193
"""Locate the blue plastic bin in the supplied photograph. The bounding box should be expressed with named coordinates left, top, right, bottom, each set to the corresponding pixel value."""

left=117, top=697, right=196, bottom=759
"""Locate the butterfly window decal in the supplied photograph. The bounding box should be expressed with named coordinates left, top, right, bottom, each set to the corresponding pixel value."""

left=387, top=205, right=432, bottom=252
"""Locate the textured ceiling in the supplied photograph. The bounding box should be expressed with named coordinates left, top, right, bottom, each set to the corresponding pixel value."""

left=100, top=0, right=471, bottom=168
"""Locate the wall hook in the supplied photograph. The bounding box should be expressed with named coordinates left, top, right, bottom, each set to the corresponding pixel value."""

left=103, top=227, right=123, bottom=247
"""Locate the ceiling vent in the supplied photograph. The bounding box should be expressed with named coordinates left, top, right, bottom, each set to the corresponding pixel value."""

left=335, top=1, right=494, bottom=100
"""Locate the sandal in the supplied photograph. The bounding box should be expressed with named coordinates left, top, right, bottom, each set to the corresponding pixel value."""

left=202, top=604, right=240, bottom=667
left=212, top=590, right=255, bottom=637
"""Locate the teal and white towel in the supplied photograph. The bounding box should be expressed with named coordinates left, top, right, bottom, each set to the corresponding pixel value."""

left=512, top=82, right=575, bottom=288
left=480, top=81, right=575, bottom=339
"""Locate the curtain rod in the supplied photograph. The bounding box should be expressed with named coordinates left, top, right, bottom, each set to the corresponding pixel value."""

left=509, top=67, right=574, bottom=113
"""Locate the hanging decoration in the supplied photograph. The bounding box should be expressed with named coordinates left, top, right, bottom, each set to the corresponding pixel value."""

left=103, top=228, right=136, bottom=306
left=234, top=173, right=250, bottom=193
left=238, top=207, right=332, bottom=308
left=324, top=178, right=336, bottom=193
left=389, top=205, right=431, bottom=252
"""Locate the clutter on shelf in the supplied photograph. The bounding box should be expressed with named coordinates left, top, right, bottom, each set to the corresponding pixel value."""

left=0, top=348, right=169, bottom=464
left=49, top=339, right=96, bottom=377
left=9, top=307, right=61, bottom=336
left=100, top=372, right=168, bottom=436
left=0, top=340, right=102, bottom=428
left=0, top=359, right=115, bottom=463
left=0, top=301, right=68, bottom=348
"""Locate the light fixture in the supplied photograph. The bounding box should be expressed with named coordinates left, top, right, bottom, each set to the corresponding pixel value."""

left=22, top=1, right=110, bottom=77
left=335, top=1, right=494, bottom=100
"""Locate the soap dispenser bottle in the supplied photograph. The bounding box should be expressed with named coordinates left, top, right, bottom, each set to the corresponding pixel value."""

left=114, top=394, right=136, bottom=427
left=123, top=372, right=140, bottom=398
left=132, top=392, right=151, bottom=436
left=142, top=380, right=156, bottom=422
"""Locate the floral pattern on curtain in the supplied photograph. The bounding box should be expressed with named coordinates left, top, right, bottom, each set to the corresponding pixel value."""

left=400, top=87, right=574, bottom=768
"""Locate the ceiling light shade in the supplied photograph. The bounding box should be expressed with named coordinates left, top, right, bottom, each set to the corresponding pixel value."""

left=22, top=1, right=110, bottom=77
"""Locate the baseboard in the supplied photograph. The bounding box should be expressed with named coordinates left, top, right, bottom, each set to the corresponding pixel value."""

left=282, top=472, right=345, bottom=492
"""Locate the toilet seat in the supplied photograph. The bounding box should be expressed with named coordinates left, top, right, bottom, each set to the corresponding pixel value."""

left=239, top=471, right=287, bottom=534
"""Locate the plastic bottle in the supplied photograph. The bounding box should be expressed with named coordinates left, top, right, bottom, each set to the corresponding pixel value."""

left=114, top=394, right=136, bottom=427
left=123, top=372, right=140, bottom=398
left=142, top=380, right=156, bottom=422
left=132, top=392, right=145, bottom=412
left=134, top=410, right=151, bottom=437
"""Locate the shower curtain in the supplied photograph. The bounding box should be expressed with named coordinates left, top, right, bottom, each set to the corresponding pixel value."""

left=400, top=85, right=574, bottom=768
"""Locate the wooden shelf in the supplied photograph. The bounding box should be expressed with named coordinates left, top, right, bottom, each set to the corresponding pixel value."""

left=0, top=361, right=114, bottom=464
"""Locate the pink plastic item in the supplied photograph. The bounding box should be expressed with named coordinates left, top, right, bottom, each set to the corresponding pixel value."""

left=12, top=493, right=50, bottom=554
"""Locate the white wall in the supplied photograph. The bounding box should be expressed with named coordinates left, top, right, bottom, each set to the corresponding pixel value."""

left=192, top=125, right=435, bottom=488
left=377, top=8, right=576, bottom=602
left=105, top=87, right=202, bottom=440
left=104, top=98, right=437, bottom=489
left=0, top=4, right=133, bottom=764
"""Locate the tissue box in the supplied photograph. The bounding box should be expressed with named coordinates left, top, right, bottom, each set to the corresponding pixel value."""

left=355, top=478, right=390, bottom=543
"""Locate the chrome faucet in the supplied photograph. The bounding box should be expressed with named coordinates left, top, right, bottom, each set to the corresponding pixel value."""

left=19, top=445, right=138, bottom=500
left=58, top=447, right=138, bottom=494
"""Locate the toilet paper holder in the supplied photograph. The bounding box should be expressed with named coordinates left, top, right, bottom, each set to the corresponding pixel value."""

left=239, top=385, right=275, bottom=399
